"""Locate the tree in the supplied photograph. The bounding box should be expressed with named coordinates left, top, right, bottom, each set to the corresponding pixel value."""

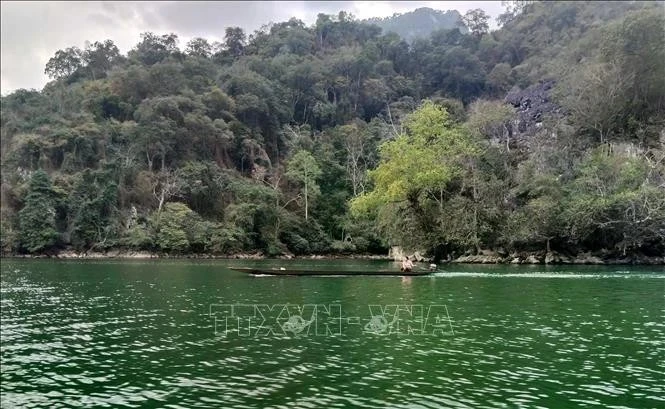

left=563, top=146, right=665, bottom=254
left=351, top=100, right=478, bottom=249
left=504, top=175, right=565, bottom=253
left=557, top=61, right=631, bottom=144
left=286, top=150, right=322, bottom=220
left=177, top=160, right=229, bottom=217
left=2, top=2, right=663, bottom=260
left=69, top=169, right=119, bottom=252
left=503, top=0, right=534, bottom=15
left=425, top=46, right=486, bottom=102
left=83, top=40, right=121, bottom=80
left=339, top=121, right=372, bottom=196
left=498, top=1, right=535, bottom=26
left=224, top=27, right=246, bottom=59
left=599, top=9, right=665, bottom=145
left=44, top=47, right=83, bottom=79
left=185, top=38, right=213, bottom=58
left=18, top=170, right=59, bottom=253
left=152, top=169, right=184, bottom=213
left=462, top=9, right=490, bottom=38
left=150, top=202, right=197, bottom=253
left=467, top=99, right=514, bottom=151
left=487, top=63, right=512, bottom=96
left=130, top=32, right=179, bottom=65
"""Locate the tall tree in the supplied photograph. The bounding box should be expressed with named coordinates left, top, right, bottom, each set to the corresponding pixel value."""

left=462, top=9, right=490, bottom=38
left=185, top=37, right=213, bottom=58
left=338, top=121, right=373, bottom=196
left=286, top=150, right=322, bottom=220
left=18, top=170, right=59, bottom=253
left=351, top=100, right=478, bottom=249
left=83, top=40, right=121, bottom=80
left=130, top=32, right=179, bottom=65
left=557, top=61, right=631, bottom=144
left=68, top=169, right=119, bottom=252
left=224, top=27, right=246, bottom=59
left=44, top=47, right=83, bottom=79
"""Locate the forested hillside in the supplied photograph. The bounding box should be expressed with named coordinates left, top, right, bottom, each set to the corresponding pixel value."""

left=365, top=7, right=465, bottom=43
left=1, top=1, right=664, bottom=260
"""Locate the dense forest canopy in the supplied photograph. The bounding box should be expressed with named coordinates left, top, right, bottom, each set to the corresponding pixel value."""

left=1, top=1, right=664, bottom=260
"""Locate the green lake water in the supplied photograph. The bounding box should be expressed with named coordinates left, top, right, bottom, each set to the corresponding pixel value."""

left=1, top=259, right=664, bottom=408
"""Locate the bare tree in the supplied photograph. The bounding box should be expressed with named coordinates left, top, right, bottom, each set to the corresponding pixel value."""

left=343, top=126, right=368, bottom=197
left=152, top=169, right=184, bottom=213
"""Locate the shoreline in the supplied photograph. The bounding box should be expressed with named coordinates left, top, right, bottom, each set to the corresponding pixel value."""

left=1, top=250, right=663, bottom=265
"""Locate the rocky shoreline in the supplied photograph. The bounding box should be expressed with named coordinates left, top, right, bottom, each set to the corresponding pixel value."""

left=2, top=249, right=663, bottom=265
left=451, top=251, right=664, bottom=265
left=2, top=250, right=394, bottom=261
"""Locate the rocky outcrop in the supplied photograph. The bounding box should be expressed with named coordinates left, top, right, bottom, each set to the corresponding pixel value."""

left=454, top=254, right=504, bottom=264
left=572, top=253, right=605, bottom=264
left=56, top=250, right=156, bottom=259
left=504, top=79, right=562, bottom=143
left=452, top=250, right=664, bottom=265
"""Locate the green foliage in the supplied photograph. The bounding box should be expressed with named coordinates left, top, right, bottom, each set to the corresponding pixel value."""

left=286, top=150, right=322, bottom=220
left=563, top=147, right=665, bottom=253
left=0, top=220, right=19, bottom=255
left=68, top=169, right=119, bottom=252
left=45, top=47, right=83, bottom=80
left=462, top=9, right=490, bottom=38
left=129, top=32, right=180, bottom=66
left=1, top=2, right=662, bottom=259
left=83, top=40, right=122, bottom=80
left=279, top=213, right=330, bottom=255
left=186, top=38, right=213, bottom=58
left=122, top=223, right=152, bottom=250
left=18, top=170, right=59, bottom=253
left=207, top=225, right=247, bottom=254
left=353, top=101, right=475, bottom=210
left=504, top=177, right=564, bottom=251
left=466, top=99, right=514, bottom=150
left=150, top=202, right=196, bottom=253
left=352, top=100, right=478, bottom=248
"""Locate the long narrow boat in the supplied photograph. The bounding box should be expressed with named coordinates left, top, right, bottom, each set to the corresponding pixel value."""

left=229, top=267, right=431, bottom=276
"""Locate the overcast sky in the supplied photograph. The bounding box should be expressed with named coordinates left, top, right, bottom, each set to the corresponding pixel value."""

left=0, top=1, right=504, bottom=95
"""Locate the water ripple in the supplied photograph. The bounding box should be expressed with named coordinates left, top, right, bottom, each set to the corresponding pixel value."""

left=1, top=261, right=664, bottom=408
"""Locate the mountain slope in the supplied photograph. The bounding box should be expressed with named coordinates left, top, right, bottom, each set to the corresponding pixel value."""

left=1, top=2, right=663, bottom=259
left=365, top=7, right=466, bottom=42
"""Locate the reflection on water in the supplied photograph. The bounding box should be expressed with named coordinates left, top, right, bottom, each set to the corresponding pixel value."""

left=1, top=260, right=664, bottom=408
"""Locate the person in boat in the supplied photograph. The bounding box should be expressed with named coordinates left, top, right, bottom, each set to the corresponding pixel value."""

left=401, top=257, right=414, bottom=272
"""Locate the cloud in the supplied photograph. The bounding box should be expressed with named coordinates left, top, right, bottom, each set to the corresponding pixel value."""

left=1, top=1, right=148, bottom=93
left=1, top=1, right=504, bottom=95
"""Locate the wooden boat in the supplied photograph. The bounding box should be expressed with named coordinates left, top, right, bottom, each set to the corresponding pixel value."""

left=229, top=267, right=432, bottom=276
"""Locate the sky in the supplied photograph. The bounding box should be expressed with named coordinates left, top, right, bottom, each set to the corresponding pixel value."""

left=0, top=1, right=505, bottom=95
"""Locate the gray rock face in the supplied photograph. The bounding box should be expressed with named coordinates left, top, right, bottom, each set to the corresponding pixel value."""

left=504, top=79, right=561, bottom=141
left=525, top=254, right=542, bottom=264
left=451, top=250, right=664, bottom=265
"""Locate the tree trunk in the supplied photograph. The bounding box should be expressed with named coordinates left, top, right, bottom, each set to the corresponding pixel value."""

left=472, top=162, right=480, bottom=252
left=439, top=186, right=444, bottom=212
left=59, top=83, right=66, bottom=115
left=157, top=191, right=165, bottom=214
left=304, top=181, right=308, bottom=220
